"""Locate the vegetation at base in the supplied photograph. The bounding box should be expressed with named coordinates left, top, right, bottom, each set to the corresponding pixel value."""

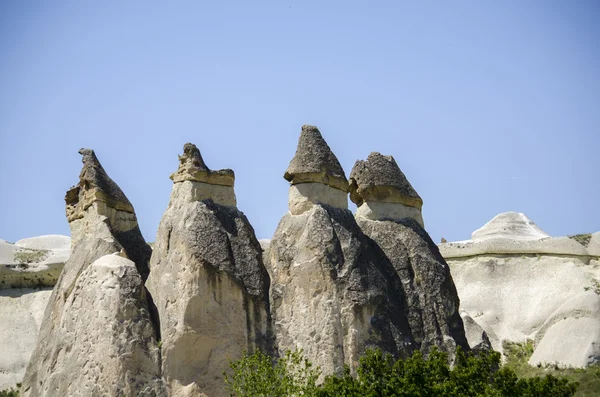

left=568, top=233, right=592, bottom=247
left=0, top=383, right=21, bottom=397
left=225, top=347, right=578, bottom=396
left=13, top=248, right=49, bottom=264
left=502, top=340, right=600, bottom=397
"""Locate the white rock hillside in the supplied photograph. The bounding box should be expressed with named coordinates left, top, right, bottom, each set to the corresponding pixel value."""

left=0, top=235, right=70, bottom=391
left=440, top=212, right=600, bottom=368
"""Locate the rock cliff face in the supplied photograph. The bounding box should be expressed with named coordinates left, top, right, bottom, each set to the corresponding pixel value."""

left=21, top=149, right=164, bottom=397
left=440, top=212, right=600, bottom=368
left=350, top=153, right=469, bottom=359
left=146, top=143, right=271, bottom=397
left=267, top=126, right=466, bottom=376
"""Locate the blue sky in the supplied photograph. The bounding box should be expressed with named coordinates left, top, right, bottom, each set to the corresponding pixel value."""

left=1, top=1, right=598, bottom=244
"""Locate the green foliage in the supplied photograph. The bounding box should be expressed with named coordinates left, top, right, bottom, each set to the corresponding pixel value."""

left=13, top=248, right=49, bottom=264
left=224, top=349, right=320, bottom=396
left=568, top=233, right=592, bottom=247
left=583, top=279, right=600, bottom=295
left=0, top=383, right=21, bottom=397
left=503, top=340, right=600, bottom=397
left=225, top=347, right=578, bottom=397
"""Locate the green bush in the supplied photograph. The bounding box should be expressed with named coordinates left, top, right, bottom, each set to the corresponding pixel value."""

left=0, top=383, right=21, bottom=397
left=225, top=348, right=578, bottom=397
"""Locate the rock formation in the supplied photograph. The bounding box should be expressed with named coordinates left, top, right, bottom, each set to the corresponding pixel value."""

left=284, top=125, right=349, bottom=214
left=146, top=143, right=271, bottom=397
left=350, top=152, right=469, bottom=359
left=268, top=125, right=466, bottom=377
left=0, top=235, right=70, bottom=390
left=21, top=149, right=164, bottom=397
left=349, top=152, right=424, bottom=227
left=440, top=212, right=600, bottom=367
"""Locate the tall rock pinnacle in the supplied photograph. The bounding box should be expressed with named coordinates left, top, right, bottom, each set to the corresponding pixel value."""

left=284, top=125, right=349, bottom=214
left=146, top=143, right=271, bottom=397
left=349, top=152, right=424, bottom=226
left=268, top=127, right=416, bottom=377
left=168, top=142, right=237, bottom=207
left=21, top=149, right=164, bottom=397
left=352, top=152, right=469, bottom=359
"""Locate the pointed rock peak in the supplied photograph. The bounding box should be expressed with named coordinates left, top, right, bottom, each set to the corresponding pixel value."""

left=65, top=148, right=134, bottom=222
left=170, top=142, right=235, bottom=186
left=471, top=212, right=551, bottom=241
left=349, top=152, right=422, bottom=209
left=284, top=125, right=349, bottom=192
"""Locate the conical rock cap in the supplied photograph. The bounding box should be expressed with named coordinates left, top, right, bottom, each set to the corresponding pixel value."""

left=349, top=152, right=422, bottom=209
left=65, top=149, right=134, bottom=221
left=471, top=212, right=550, bottom=241
left=284, top=125, right=348, bottom=192
left=170, top=143, right=235, bottom=186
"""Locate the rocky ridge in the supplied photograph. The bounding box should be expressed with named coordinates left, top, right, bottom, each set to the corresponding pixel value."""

left=13, top=127, right=470, bottom=396
left=440, top=212, right=600, bottom=368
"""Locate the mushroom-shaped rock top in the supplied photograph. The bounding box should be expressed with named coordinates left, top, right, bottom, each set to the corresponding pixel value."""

left=349, top=152, right=422, bottom=209
left=471, top=212, right=551, bottom=241
left=65, top=149, right=134, bottom=221
left=170, top=142, right=235, bottom=186
left=284, top=125, right=349, bottom=192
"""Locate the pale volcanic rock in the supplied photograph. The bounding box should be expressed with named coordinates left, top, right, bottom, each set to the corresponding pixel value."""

left=0, top=235, right=70, bottom=289
left=146, top=143, right=271, bottom=397
left=472, top=212, right=550, bottom=241
left=284, top=125, right=349, bottom=192
left=441, top=212, right=600, bottom=367
left=269, top=130, right=420, bottom=377
left=349, top=152, right=424, bottom=227
left=21, top=149, right=162, bottom=397
left=284, top=126, right=348, bottom=214
left=0, top=288, right=52, bottom=391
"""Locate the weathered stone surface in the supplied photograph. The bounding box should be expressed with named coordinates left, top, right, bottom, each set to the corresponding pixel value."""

left=355, top=217, right=469, bottom=359
left=284, top=125, right=349, bottom=192
left=442, top=213, right=600, bottom=367
left=460, top=311, right=493, bottom=354
left=171, top=180, right=236, bottom=207
left=471, top=212, right=550, bottom=241
left=66, top=149, right=134, bottom=222
left=288, top=182, right=348, bottom=214
left=268, top=204, right=416, bottom=377
left=349, top=152, right=422, bottom=209
left=21, top=149, right=160, bottom=396
left=146, top=144, right=271, bottom=397
left=355, top=201, right=424, bottom=228
left=529, top=292, right=600, bottom=367
left=24, top=254, right=165, bottom=397
left=170, top=142, right=235, bottom=186
left=0, top=235, right=70, bottom=289
left=0, top=288, right=52, bottom=391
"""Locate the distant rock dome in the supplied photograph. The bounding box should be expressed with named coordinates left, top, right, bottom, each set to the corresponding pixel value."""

left=471, top=212, right=550, bottom=241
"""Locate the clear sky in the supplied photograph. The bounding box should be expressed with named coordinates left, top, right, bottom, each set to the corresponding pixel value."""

left=1, top=1, right=598, bottom=245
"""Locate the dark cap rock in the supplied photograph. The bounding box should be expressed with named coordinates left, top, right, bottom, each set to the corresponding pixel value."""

left=170, top=143, right=235, bottom=186
left=65, top=149, right=134, bottom=221
left=349, top=152, right=422, bottom=209
left=284, top=125, right=349, bottom=192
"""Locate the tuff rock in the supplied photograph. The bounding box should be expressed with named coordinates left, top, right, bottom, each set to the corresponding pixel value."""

left=351, top=153, right=469, bottom=359
left=21, top=149, right=163, bottom=397
left=349, top=152, right=424, bottom=227
left=440, top=212, right=600, bottom=367
left=146, top=143, right=271, bottom=397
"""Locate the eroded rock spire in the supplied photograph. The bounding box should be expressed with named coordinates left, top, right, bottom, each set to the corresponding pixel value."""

left=284, top=125, right=348, bottom=191
left=168, top=143, right=237, bottom=206
left=284, top=125, right=348, bottom=214
left=350, top=152, right=424, bottom=226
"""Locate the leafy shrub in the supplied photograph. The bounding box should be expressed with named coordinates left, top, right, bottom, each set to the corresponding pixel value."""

left=225, top=348, right=578, bottom=397
left=13, top=248, right=49, bottom=264
left=224, top=349, right=320, bottom=396
left=0, top=383, right=21, bottom=397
